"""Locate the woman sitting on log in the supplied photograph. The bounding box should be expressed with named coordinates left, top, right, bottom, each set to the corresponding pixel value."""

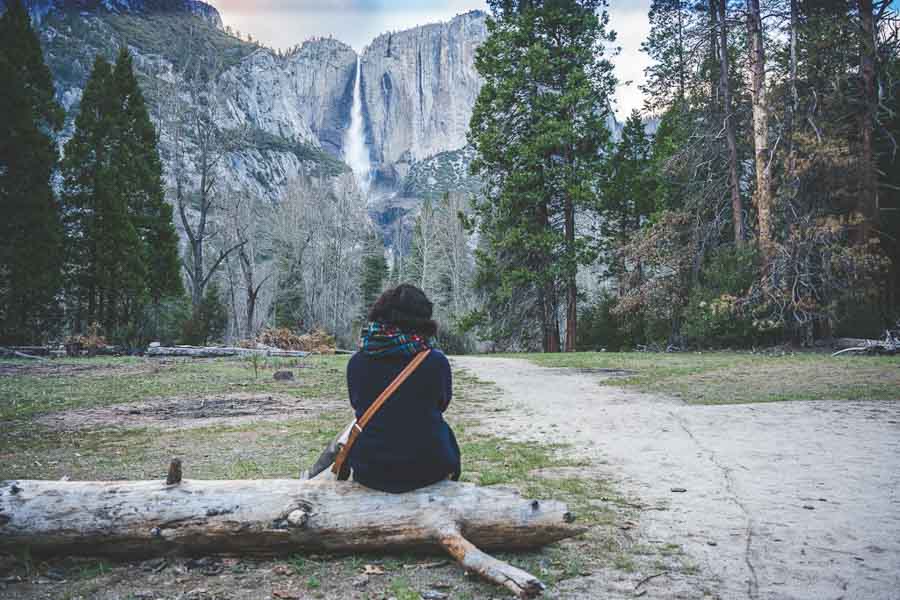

left=346, top=283, right=461, bottom=493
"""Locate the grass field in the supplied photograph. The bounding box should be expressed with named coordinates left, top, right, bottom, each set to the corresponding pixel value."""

left=6, top=350, right=882, bottom=597
left=511, top=351, right=900, bottom=404
left=0, top=354, right=676, bottom=599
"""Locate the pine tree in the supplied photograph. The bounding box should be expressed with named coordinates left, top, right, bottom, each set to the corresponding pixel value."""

left=111, top=47, right=182, bottom=334
left=640, top=0, right=693, bottom=110
left=62, top=49, right=181, bottom=343
left=63, top=56, right=133, bottom=336
left=0, top=0, right=65, bottom=344
left=469, top=0, right=617, bottom=351
left=604, top=110, right=653, bottom=261
left=360, top=233, right=388, bottom=319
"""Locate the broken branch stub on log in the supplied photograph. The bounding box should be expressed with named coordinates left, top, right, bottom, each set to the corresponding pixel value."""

left=0, top=479, right=583, bottom=598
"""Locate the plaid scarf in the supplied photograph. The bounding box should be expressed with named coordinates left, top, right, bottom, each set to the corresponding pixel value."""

left=360, top=322, right=432, bottom=358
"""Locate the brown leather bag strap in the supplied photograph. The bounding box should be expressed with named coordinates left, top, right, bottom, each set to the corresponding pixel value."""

left=332, top=349, right=432, bottom=477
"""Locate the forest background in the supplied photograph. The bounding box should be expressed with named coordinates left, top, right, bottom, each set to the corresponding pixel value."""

left=1, top=0, right=898, bottom=353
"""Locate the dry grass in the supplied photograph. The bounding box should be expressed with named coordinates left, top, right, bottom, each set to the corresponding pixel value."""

left=513, top=351, right=900, bottom=404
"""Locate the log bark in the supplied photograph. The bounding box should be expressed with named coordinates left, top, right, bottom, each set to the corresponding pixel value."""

left=832, top=337, right=881, bottom=349
left=0, top=347, right=45, bottom=360
left=146, top=345, right=310, bottom=358
left=0, top=479, right=583, bottom=598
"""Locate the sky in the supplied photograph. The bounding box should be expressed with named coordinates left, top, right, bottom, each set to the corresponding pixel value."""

left=207, top=0, right=651, bottom=118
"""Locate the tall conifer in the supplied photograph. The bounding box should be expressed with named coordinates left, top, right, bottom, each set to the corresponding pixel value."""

left=62, top=48, right=181, bottom=342
left=468, top=0, right=617, bottom=351
left=605, top=110, right=653, bottom=253
left=111, top=47, right=182, bottom=314
left=0, top=0, right=64, bottom=344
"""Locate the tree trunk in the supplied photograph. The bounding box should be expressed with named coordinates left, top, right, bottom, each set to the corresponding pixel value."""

left=786, top=0, right=799, bottom=167
left=857, top=0, right=878, bottom=243
left=0, top=479, right=583, bottom=599
left=747, top=0, right=773, bottom=259
left=536, top=201, right=560, bottom=353
left=192, top=237, right=204, bottom=308
left=564, top=196, right=577, bottom=352
left=717, top=0, right=743, bottom=246
left=677, top=0, right=686, bottom=102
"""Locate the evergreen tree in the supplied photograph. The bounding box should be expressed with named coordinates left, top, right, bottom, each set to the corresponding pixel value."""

left=468, top=0, right=617, bottom=351
left=360, top=233, right=388, bottom=319
left=0, top=0, right=65, bottom=344
left=63, top=56, right=136, bottom=337
left=62, top=48, right=181, bottom=343
left=604, top=110, right=653, bottom=266
left=111, top=47, right=182, bottom=306
left=182, top=281, right=227, bottom=344
left=640, top=0, right=692, bottom=110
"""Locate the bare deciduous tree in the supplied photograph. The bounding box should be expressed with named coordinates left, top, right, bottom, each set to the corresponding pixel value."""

left=268, top=175, right=370, bottom=345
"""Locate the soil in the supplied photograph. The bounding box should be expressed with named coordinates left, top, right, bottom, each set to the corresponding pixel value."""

left=33, top=393, right=341, bottom=432
left=452, top=356, right=900, bottom=600
left=0, top=360, right=162, bottom=379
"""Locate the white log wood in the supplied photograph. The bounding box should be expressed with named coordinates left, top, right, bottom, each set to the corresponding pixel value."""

left=0, top=479, right=583, bottom=598
left=145, top=345, right=310, bottom=358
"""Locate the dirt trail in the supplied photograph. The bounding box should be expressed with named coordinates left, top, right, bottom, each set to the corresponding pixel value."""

left=452, top=356, right=900, bottom=600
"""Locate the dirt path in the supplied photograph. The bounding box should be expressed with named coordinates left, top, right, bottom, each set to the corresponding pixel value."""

left=452, top=356, right=900, bottom=600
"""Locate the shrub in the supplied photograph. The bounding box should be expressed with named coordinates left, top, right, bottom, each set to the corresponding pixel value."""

left=64, top=323, right=108, bottom=356
left=181, top=283, right=228, bottom=345
left=577, top=293, right=629, bottom=351
left=436, top=326, right=473, bottom=355
left=256, top=327, right=336, bottom=353
left=682, top=246, right=766, bottom=347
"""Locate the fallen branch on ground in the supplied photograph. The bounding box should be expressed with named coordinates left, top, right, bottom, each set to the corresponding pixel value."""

left=0, top=347, right=46, bottom=360
left=0, top=477, right=583, bottom=598
left=831, top=335, right=898, bottom=356
left=146, top=345, right=310, bottom=358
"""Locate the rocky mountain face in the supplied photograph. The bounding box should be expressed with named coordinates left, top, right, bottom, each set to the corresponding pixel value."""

left=361, top=12, right=487, bottom=190
left=13, top=0, right=488, bottom=228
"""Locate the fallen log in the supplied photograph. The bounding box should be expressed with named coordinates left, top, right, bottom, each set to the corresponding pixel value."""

left=146, top=345, right=310, bottom=358
left=832, top=337, right=880, bottom=350
left=1, top=345, right=54, bottom=357
left=0, top=346, right=46, bottom=360
left=831, top=336, right=898, bottom=356
left=0, top=478, right=583, bottom=598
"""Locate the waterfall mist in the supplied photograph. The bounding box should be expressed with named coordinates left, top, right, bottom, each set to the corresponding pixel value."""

left=344, top=55, right=372, bottom=197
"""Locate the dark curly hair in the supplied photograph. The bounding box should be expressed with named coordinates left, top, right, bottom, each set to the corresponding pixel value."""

left=368, top=284, right=438, bottom=337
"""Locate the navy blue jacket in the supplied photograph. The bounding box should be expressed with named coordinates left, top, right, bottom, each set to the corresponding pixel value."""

left=346, top=350, right=461, bottom=493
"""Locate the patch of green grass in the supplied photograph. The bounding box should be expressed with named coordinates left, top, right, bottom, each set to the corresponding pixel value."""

left=1, top=411, right=348, bottom=481
left=0, top=355, right=349, bottom=420
left=286, top=554, right=319, bottom=576
left=457, top=430, right=583, bottom=487
left=388, top=577, right=422, bottom=600
left=77, top=560, right=111, bottom=580
left=502, top=351, right=900, bottom=404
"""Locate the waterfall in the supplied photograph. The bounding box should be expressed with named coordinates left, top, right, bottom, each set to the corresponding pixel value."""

left=344, top=55, right=372, bottom=197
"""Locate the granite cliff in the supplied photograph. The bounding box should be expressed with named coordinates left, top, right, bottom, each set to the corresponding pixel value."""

left=361, top=12, right=487, bottom=190
left=11, top=0, right=487, bottom=215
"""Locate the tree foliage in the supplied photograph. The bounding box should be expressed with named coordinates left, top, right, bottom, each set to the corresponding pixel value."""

left=606, top=0, right=900, bottom=347
left=468, top=0, right=617, bottom=351
left=62, top=48, right=181, bottom=344
left=0, top=0, right=64, bottom=344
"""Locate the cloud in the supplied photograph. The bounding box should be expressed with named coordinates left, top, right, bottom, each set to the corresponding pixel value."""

left=608, top=1, right=652, bottom=117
